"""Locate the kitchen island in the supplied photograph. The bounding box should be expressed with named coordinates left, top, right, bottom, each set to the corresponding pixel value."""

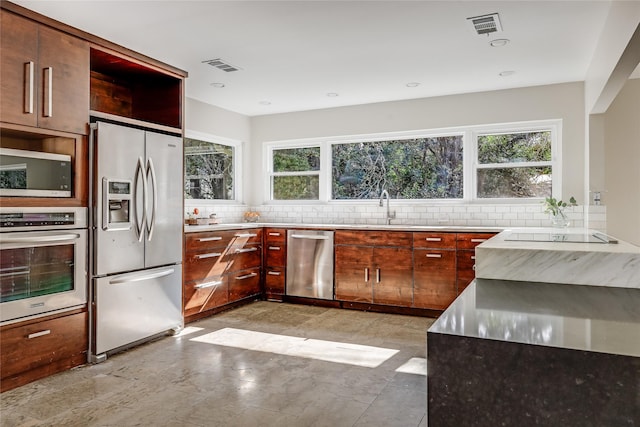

left=427, top=228, right=640, bottom=426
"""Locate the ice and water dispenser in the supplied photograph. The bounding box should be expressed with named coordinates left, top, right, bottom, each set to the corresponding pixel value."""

left=102, top=178, right=132, bottom=230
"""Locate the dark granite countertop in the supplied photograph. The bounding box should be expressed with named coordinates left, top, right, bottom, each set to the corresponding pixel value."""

left=428, top=278, right=640, bottom=358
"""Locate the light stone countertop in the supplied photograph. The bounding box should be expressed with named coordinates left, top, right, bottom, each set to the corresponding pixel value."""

left=429, top=278, right=640, bottom=357
left=475, top=227, right=640, bottom=288
left=184, top=222, right=504, bottom=233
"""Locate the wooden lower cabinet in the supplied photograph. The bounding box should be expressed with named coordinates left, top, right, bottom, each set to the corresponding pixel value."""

left=413, top=249, right=457, bottom=309
left=229, top=268, right=261, bottom=301
left=183, top=277, right=229, bottom=318
left=264, top=228, right=286, bottom=299
left=334, top=231, right=413, bottom=307
left=0, top=309, right=87, bottom=392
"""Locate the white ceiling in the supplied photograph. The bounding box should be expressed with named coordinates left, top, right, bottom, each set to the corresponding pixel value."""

left=13, top=1, right=620, bottom=117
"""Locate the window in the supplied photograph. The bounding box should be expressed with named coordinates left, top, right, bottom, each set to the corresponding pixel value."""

left=264, top=120, right=559, bottom=203
left=475, top=130, right=553, bottom=199
left=332, top=136, right=463, bottom=200
left=184, top=132, right=241, bottom=201
left=271, top=146, right=320, bottom=200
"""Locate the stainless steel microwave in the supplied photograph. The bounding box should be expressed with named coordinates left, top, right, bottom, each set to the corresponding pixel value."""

left=0, top=147, right=71, bottom=197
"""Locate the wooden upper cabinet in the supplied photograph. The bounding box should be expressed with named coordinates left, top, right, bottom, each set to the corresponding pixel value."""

left=0, top=10, right=89, bottom=135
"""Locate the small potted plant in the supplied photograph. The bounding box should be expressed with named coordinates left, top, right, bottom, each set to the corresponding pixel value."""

left=543, top=196, right=577, bottom=228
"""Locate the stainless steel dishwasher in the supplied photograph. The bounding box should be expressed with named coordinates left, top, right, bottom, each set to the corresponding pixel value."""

left=286, top=230, right=334, bottom=299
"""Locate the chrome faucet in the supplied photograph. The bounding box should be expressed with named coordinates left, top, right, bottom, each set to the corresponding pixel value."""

left=379, top=189, right=396, bottom=225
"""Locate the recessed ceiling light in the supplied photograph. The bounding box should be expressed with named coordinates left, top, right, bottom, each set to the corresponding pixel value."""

left=499, top=70, right=515, bottom=77
left=259, top=100, right=271, bottom=105
left=406, top=82, right=420, bottom=88
left=326, top=93, right=339, bottom=97
left=490, top=38, right=510, bottom=47
left=210, top=82, right=225, bottom=88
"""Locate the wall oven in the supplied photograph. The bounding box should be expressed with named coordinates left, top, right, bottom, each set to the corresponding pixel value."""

left=0, top=207, right=87, bottom=324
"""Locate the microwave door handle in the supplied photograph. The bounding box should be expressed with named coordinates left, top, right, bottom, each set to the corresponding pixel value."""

left=145, top=157, right=157, bottom=241
left=133, top=156, right=146, bottom=242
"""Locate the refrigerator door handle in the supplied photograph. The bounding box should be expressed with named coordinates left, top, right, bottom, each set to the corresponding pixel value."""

left=134, top=156, right=147, bottom=242
left=146, top=157, right=158, bottom=241
left=109, top=267, right=175, bottom=285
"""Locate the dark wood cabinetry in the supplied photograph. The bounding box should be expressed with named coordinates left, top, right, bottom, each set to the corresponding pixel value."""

left=0, top=309, right=87, bottom=392
left=456, top=233, right=496, bottom=293
left=264, top=228, right=286, bottom=300
left=183, top=228, right=262, bottom=323
left=0, top=10, right=89, bottom=135
left=413, top=233, right=457, bottom=310
left=335, top=231, right=413, bottom=307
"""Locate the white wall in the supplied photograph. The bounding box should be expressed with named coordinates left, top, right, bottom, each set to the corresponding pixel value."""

left=250, top=82, right=586, bottom=206
left=603, top=78, right=640, bottom=244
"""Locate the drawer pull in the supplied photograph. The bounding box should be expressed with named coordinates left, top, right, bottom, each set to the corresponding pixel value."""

left=425, top=237, right=442, bottom=242
left=376, top=268, right=381, bottom=283
left=267, top=271, right=281, bottom=276
left=471, top=238, right=487, bottom=243
left=197, top=252, right=222, bottom=259
left=195, top=280, right=223, bottom=289
left=198, top=236, right=222, bottom=242
left=471, top=256, right=476, bottom=260
left=236, top=272, right=258, bottom=280
left=28, top=330, right=51, bottom=339
left=268, top=246, right=281, bottom=251
left=426, top=253, right=442, bottom=258
left=364, top=268, right=369, bottom=282
left=235, top=233, right=257, bottom=238
left=268, top=232, right=281, bottom=236
left=235, top=247, right=258, bottom=254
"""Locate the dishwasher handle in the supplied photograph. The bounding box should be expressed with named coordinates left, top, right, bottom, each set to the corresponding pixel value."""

left=290, top=234, right=329, bottom=240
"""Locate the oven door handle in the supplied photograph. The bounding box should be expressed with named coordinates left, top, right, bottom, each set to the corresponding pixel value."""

left=0, top=233, right=81, bottom=244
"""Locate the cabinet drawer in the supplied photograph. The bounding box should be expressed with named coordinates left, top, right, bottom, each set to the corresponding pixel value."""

left=335, top=230, right=412, bottom=247
left=265, top=267, right=285, bottom=294
left=1, top=311, right=87, bottom=380
left=414, top=249, right=457, bottom=271
left=265, top=228, right=286, bottom=245
left=413, top=232, right=456, bottom=249
left=233, top=245, right=262, bottom=271
left=265, top=244, right=286, bottom=266
left=184, top=251, right=234, bottom=281
left=186, top=229, right=262, bottom=252
left=456, top=233, right=496, bottom=250
left=228, top=268, right=261, bottom=301
left=183, top=277, right=228, bottom=317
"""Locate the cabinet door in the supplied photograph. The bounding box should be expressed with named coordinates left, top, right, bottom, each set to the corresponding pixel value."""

left=456, top=250, right=476, bottom=294
left=335, top=245, right=373, bottom=303
left=0, top=11, right=38, bottom=128
left=413, top=249, right=457, bottom=309
left=37, top=25, right=89, bottom=134
left=373, top=247, right=413, bottom=306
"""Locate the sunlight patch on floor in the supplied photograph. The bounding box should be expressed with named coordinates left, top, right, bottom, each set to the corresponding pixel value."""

left=190, top=327, right=399, bottom=368
left=173, top=326, right=204, bottom=337
left=395, top=357, right=427, bottom=376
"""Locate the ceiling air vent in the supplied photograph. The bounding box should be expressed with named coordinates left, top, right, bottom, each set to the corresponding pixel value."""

left=202, top=58, right=241, bottom=72
left=467, top=13, right=502, bottom=35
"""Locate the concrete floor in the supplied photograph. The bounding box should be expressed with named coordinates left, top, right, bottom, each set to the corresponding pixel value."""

left=1, top=302, right=434, bottom=427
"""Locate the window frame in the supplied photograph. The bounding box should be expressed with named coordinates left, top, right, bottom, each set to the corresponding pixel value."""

left=184, top=130, right=243, bottom=204
left=263, top=119, right=561, bottom=204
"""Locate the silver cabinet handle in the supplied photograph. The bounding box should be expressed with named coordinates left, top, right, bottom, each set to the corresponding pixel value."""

left=236, top=272, right=258, bottom=280
left=471, top=255, right=476, bottom=260
left=195, top=280, right=223, bottom=289
left=471, top=238, right=487, bottom=243
left=146, top=157, right=158, bottom=241
left=268, top=232, right=281, bottom=236
left=291, top=234, right=329, bottom=240
left=268, top=246, right=281, bottom=250
left=267, top=271, right=281, bottom=276
left=235, top=233, right=257, bottom=238
left=235, top=247, right=258, bottom=254
left=198, top=236, right=222, bottom=242
left=196, top=252, right=222, bottom=259
left=376, top=268, right=381, bottom=283
left=28, top=330, right=51, bottom=339
left=426, top=253, right=442, bottom=258
left=364, top=268, right=369, bottom=282
left=43, top=67, right=53, bottom=117
left=109, top=267, right=175, bottom=284
left=425, top=237, right=442, bottom=242
left=24, top=61, right=34, bottom=114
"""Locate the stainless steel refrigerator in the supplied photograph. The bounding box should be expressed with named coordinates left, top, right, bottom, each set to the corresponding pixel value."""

left=90, top=121, right=183, bottom=361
